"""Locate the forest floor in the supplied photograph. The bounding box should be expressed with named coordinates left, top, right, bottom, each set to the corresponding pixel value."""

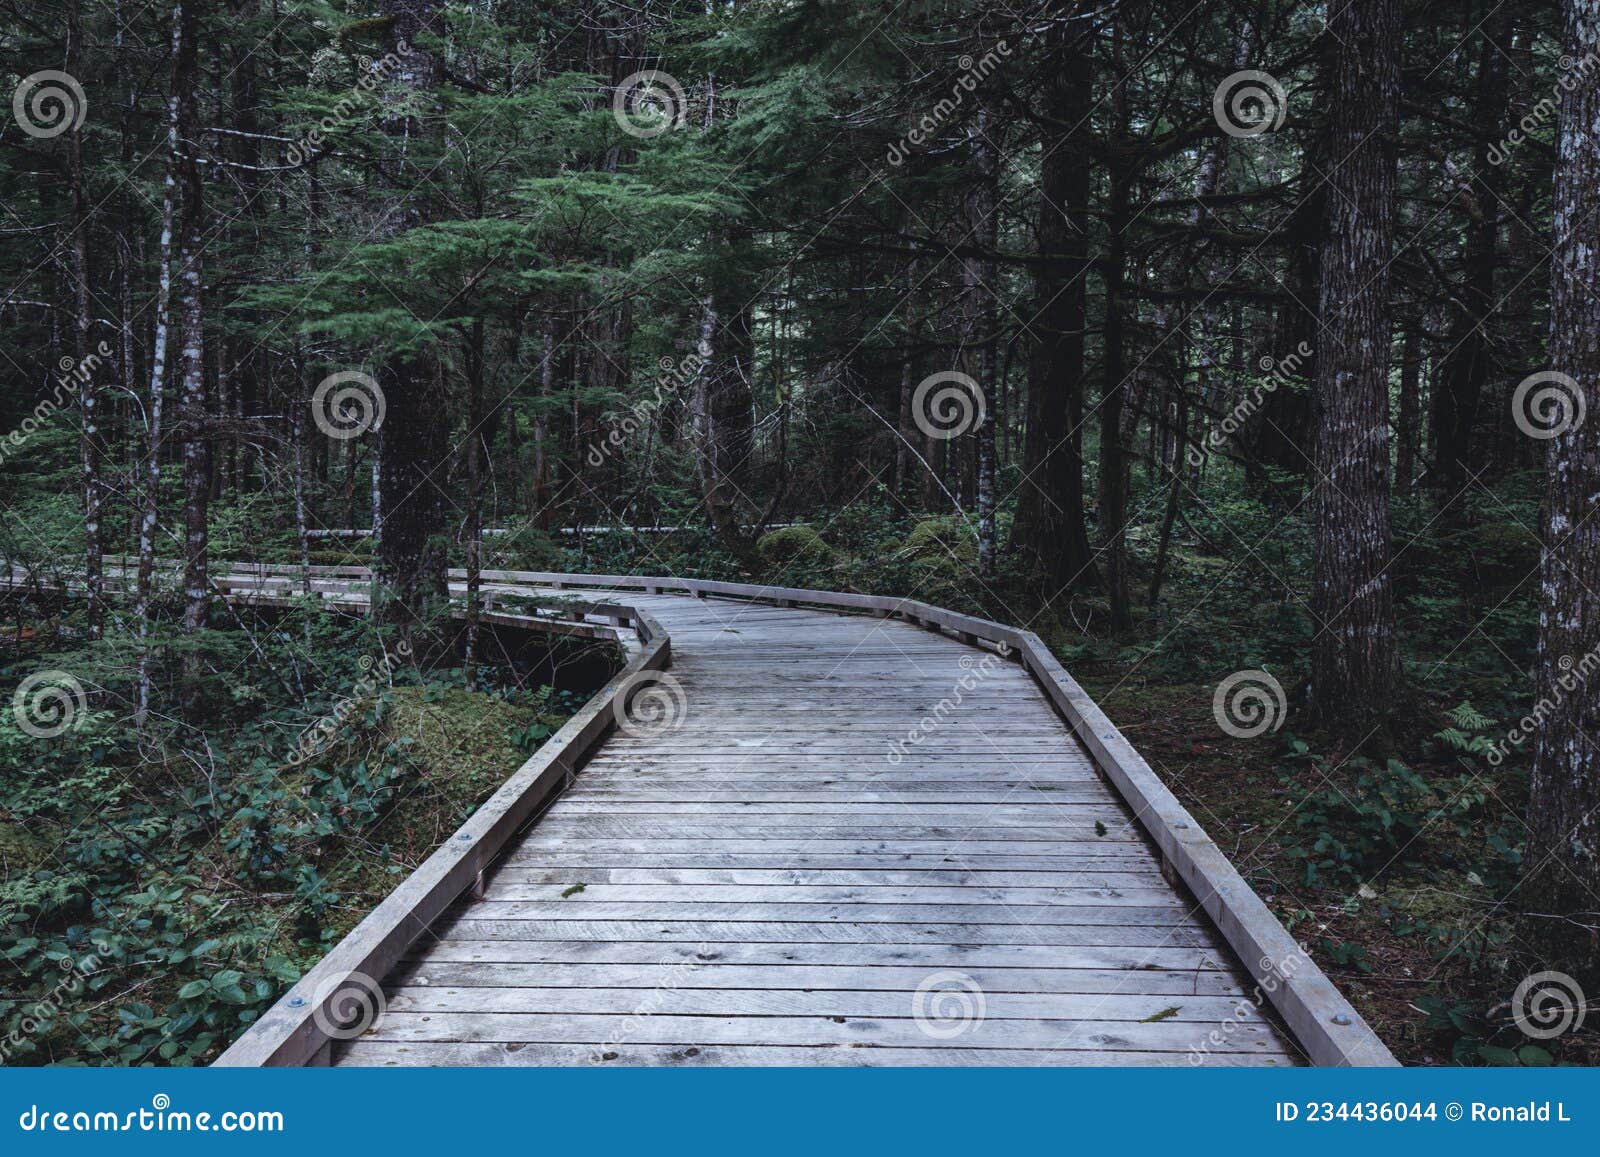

left=1080, top=671, right=1600, bottom=1068
left=0, top=617, right=577, bottom=1065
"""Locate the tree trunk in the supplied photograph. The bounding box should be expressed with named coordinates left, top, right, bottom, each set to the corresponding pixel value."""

left=693, top=274, right=758, bottom=568
left=1396, top=322, right=1422, bottom=491
left=1430, top=9, right=1511, bottom=495
left=1013, top=9, right=1097, bottom=594
left=1309, top=0, right=1402, bottom=729
left=966, top=105, right=999, bottom=580
left=1097, top=28, right=1134, bottom=633
left=375, top=0, right=450, bottom=634
left=135, top=7, right=181, bottom=727
left=895, top=260, right=920, bottom=502
left=1525, top=0, right=1600, bottom=986
left=177, top=0, right=211, bottom=651
left=464, top=318, right=485, bottom=689
left=67, top=0, right=103, bottom=640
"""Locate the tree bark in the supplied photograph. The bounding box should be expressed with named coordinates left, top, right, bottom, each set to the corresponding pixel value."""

left=1430, top=7, right=1511, bottom=495
left=464, top=318, right=485, bottom=689
left=1097, top=22, right=1134, bottom=632
left=67, top=0, right=103, bottom=640
left=176, top=0, right=211, bottom=650
left=1309, top=0, right=1402, bottom=729
left=693, top=270, right=758, bottom=568
left=1013, top=8, right=1097, bottom=595
left=134, top=5, right=181, bottom=726
left=1396, top=322, right=1422, bottom=491
left=1525, top=0, right=1600, bottom=986
left=966, top=105, right=999, bottom=580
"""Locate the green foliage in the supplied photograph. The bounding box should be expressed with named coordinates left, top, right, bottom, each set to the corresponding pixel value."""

left=0, top=618, right=576, bottom=1066
left=1277, top=739, right=1495, bottom=886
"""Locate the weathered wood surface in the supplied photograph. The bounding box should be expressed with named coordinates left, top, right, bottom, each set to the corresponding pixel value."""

left=327, top=588, right=1311, bottom=1067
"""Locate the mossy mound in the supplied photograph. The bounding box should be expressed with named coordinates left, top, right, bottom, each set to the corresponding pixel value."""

left=892, top=517, right=981, bottom=605
left=379, top=686, right=542, bottom=813
left=0, top=820, right=47, bottom=872
left=757, top=524, right=834, bottom=567
left=901, top=515, right=977, bottom=564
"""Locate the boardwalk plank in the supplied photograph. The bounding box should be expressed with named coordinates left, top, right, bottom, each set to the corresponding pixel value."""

left=360, top=1012, right=1281, bottom=1052
left=334, top=1042, right=1295, bottom=1067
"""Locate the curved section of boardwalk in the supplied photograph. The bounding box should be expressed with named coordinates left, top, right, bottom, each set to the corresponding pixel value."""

left=335, top=588, right=1300, bottom=1067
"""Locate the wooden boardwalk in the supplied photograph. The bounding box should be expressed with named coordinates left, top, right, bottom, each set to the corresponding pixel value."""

left=335, top=587, right=1294, bottom=1066
left=2, top=560, right=1395, bottom=1066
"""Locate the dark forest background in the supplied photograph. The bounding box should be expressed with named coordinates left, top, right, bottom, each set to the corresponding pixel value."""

left=2, top=0, right=1598, bottom=1066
